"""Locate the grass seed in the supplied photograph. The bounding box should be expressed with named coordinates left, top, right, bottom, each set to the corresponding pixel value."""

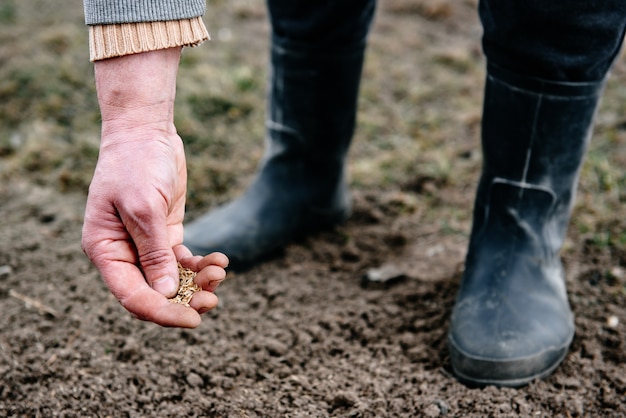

left=169, top=263, right=201, bottom=306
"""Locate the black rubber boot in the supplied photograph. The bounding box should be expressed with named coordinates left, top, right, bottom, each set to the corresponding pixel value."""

left=448, top=64, right=605, bottom=387
left=184, top=40, right=366, bottom=269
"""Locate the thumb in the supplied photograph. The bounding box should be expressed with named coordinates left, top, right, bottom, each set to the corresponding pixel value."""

left=139, top=244, right=179, bottom=298
left=127, top=212, right=180, bottom=298
left=145, top=256, right=179, bottom=297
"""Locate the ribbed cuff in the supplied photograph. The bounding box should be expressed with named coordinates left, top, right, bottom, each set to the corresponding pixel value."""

left=89, top=16, right=209, bottom=61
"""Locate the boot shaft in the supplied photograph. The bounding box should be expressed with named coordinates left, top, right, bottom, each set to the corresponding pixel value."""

left=266, top=41, right=367, bottom=167
left=472, top=64, right=605, bottom=247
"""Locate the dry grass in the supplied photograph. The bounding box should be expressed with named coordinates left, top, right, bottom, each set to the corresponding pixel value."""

left=1, top=0, right=626, bottom=263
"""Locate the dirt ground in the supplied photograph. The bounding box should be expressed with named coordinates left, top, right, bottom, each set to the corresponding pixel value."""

left=1, top=1, right=626, bottom=417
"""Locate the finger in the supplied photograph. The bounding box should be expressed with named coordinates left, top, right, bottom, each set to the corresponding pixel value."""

left=174, top=246, right=204, bottom=272
left=174, top=244, right=197, bottom=263
left=100, top=259, right=201, bottom=328
left=188, top=290, right=219, bottom=314
left=195, top=265, right=227, bottom=292
left=175, top=249, right=228, bottom=291
left=176, top=247, right=229, bottom=271
left=197, top=252, right=229, bottom=270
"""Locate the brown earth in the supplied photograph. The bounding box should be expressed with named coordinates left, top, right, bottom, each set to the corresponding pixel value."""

left=1, top=1, right=626, bottom=417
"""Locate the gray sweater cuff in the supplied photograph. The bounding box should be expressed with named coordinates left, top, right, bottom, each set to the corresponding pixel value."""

left=84, top=0, right=206, bottom=25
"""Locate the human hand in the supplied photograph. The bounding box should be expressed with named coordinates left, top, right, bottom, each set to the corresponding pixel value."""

left=81, top=48, right=224, bottom=328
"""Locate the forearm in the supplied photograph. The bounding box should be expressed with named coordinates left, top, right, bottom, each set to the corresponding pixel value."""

left=94, top=47, right=181, bottom=136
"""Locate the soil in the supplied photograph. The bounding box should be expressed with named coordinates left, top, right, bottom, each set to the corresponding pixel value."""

left=1, top=1, right=626, bottom=417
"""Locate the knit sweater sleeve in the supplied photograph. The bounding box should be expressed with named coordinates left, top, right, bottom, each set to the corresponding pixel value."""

left=84, top=1, right=209, bottom=61
left=84, top=0, right=206, bottom=25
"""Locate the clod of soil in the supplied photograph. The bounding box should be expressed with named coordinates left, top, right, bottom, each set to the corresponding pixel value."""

left=169, top=263, right=201, bottom=306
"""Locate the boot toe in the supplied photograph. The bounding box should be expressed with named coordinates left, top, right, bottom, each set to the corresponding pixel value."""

left=184, top=202, right=267, bottom=266
left=448, top=293, right=574, bottom=387
left=183, top=197, right=348, bottom=270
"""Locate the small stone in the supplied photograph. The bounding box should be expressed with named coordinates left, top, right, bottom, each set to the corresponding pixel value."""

left=435, top=399, right=449, bottom=415
left=361, top=263, right=407, bottom=289
left=609, top=266, right=625, bottom=279
left=263, top=338, right=288, bottom=356
left=607, top=316, right=619, bottom=328
left=423, top=403, right=441, bottom=417
left=186, top=372, right=204, bottom=387
left=568, top=397, right=585, bottom=417
left=0, top=265, right=12, bottom=279
left=328, top=391, right=358, bottom=409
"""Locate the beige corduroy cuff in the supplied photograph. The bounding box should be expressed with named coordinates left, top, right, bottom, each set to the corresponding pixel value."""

left=88, top=16, right=209, bottom=61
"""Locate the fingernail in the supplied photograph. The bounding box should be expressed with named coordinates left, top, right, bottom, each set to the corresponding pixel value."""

left=152, top=275, right=178, bottom=297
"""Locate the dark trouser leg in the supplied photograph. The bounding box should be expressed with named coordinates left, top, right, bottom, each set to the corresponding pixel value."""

left=449, top=1, right=626, bottom=386
left=479, top=0, right=626, bottom=82
left=184, top=1, right=376, bottom=269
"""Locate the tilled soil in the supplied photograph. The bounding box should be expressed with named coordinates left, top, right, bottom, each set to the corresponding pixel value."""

left=1, top=180, right=625, bottom=417
left=1, top=0, right=626, bottom=417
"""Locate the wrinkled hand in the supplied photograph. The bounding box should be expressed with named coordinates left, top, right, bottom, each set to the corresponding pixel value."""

left=81, top=48, right=226, bottom=328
